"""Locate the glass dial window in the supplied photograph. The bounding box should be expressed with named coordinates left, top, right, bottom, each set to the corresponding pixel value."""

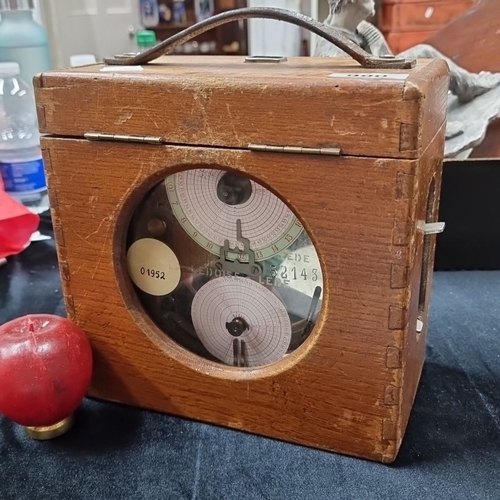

left=126, top=168, right=323, bottom=368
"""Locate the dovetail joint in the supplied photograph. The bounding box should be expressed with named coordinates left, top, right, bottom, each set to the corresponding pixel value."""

left=384, top=385, right=400, bottom=406
left=382, top=419, right=398, bottom=441
left=60, top=261, right=71, bottom=281
left=389, top=305, right=408, bottom=330
left=65, top=295, right=75, bottom=318
left=386, top=347, right=403, bottom=369
left=390, top=263, right=409, bottom=289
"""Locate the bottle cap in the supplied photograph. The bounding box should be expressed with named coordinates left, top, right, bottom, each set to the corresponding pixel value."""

left=136, top=30, right=157, bottom=47
left=70, top=54, right=97, bottom=67
left=0, top=62, right=21, bottom=76
left=0, top=0, right=34, bottom=10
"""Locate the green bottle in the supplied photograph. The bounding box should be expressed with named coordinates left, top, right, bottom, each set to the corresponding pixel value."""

left=0, top=0, right=52, bottom=88
left=136, top=30, right=157, bottom=53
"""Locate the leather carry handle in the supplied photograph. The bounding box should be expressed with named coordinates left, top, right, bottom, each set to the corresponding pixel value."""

left=104, top=7, right=415, bottom=69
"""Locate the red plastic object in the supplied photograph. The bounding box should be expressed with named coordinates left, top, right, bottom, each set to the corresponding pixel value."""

left=0, top=314, right=93, bottom=428
left=0, top=175, right=40, bottom=259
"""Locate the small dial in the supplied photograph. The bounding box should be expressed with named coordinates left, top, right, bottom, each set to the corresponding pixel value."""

left=166, top=169, right=303, bottom=261
left=191, top=276, right=292, bottom=367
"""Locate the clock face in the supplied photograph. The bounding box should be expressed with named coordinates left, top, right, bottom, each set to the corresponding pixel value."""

left=165, top=169, right=303, bottom=262
left=125, top=167, right=323, bottom=368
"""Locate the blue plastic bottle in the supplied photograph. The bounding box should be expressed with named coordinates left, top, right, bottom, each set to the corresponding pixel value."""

left=0, top=0, right=52, bottom=88
left=140, top=0, right=160, bottom=28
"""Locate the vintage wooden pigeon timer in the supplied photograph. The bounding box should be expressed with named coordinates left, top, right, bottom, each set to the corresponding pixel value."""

left=34, top=8, right=449, bottom=463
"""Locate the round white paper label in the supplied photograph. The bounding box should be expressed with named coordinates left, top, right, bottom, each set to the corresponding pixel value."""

left=126, top=238, right=181, bottom=296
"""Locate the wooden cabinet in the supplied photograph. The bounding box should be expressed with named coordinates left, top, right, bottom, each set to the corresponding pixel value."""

left=151, top=0, right=248, bottom=55
left=380, top=0, right=476, bottom=54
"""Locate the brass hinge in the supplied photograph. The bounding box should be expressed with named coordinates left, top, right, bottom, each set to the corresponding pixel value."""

left=248, top=143, right=341, bottom=156
left=84, top=132, right=164, bottom=145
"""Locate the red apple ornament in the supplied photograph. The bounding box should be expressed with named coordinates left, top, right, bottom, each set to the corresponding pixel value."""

left=0, top=314, right=92, bottom=439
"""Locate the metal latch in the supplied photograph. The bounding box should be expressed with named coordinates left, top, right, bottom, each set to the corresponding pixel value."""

left=84, top=132, right=164, bottom=145
left=424, top=222, right=445, bottom=235
left=248, top=144, right=341, bottom=156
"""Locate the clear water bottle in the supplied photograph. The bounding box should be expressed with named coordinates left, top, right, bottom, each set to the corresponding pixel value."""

left=0, top=62, right=48, bottom=214
left=0, top=0, right=52, bottom=89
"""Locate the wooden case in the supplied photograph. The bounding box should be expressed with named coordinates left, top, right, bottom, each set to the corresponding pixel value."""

left=34, top=52, right=449, bottom=462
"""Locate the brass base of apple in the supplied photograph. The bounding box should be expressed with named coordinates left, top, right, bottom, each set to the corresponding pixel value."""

left=24, top=415, right=73, bottom=440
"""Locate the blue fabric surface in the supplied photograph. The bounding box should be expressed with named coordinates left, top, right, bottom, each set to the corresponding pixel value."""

left=1, top=239, right=499, bottom=499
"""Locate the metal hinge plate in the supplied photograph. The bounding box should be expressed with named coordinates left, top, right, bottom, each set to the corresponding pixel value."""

left=248, top=143, right=341, bottom=156
left=84, top=132, right=164, bottom=145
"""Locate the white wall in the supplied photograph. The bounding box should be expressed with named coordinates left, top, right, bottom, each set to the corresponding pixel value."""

left=33, top=0, right=43, bottom=25
left=37, top=0, right=140, bottom=69
left=247, top=0, right=320, bottom=56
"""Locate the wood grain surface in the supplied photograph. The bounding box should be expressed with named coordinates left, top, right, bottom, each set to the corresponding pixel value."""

left=35, top=56, right=448, bottom=160
left=41, top=130, right=443, bottom=462
left=427, top=0, right=498, bottom=74
left=36, top=55, right=448, bottom=462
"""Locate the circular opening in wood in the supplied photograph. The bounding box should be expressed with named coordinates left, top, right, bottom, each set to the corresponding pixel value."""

left=123, top=167, right=324, bottom=369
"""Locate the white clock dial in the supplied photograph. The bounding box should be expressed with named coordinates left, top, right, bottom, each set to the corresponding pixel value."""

left=166, top=169, right=303, bottom=261
left=191, top=276, right=292, bottom=367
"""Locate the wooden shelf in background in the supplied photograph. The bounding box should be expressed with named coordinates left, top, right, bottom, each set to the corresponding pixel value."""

left=152, top=0, right=248, bottom=56
left=155, top=22, right=193, bottom=30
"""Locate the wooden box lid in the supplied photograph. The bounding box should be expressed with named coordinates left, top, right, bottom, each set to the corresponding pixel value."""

left=34, top=55, right=449, bottom=160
